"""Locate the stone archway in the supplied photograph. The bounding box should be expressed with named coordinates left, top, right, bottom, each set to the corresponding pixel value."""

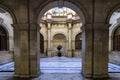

left=113, top=27, right=120, bottom=51
left=0, top=6, right=15, bottom=71
left=0, top=25, right=8, bottom=51
left=75, top=33, right=82, bottom=50
left=37, top=1, right=87, bottom=24
left=37, top=0, right=89, bottom=77
left=73, top=33, right=82, bottom=57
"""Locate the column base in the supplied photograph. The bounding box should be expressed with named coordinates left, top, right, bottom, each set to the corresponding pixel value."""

left=14, top=74, right=30, bottom=78
left=47, top=49, right=52, bottom=57
left=14, top=72, right=40, bottom=78
left=92, top=74, right=109, bottom=78
left=82, top=72, right=109, bottom=78
left=68, top=50, right=72, bottom=57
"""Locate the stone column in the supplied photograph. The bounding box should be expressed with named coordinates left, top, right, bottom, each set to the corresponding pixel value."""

left=13, top=24, right=21, bottom=77
left=92, top=23, right=109, bottom=78
left=44, top=40, right=48, bottom=55
left=9, top=36, right=14, bottom=52
left=13, top=24, right=30, bottom=77
left=109, top=36, right=113, bottom=51
left=19, top=24, right=30, bottom=77
left=29, top=24, right=40, bottom=77
left=47, top=22, right=52, bottom=57
left=13, top=24, right=40, bottom=77
left=72, top=40, right=75, bottom=57
left=82, top=24, right=93, bottom=78
left=67, top=22, right=72, bottom=57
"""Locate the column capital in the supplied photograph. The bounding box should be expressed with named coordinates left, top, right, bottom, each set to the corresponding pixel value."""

left=67, top=22, right=72, bottom=29
left=93, top=23, right=111, bottom=30
left=12, top=23, right=29, bottom=30
left=47, top=22, right=51, bottom=29
left=12, top=23, right=40, bottom=31
left=81, top=23, right=111, bottom=31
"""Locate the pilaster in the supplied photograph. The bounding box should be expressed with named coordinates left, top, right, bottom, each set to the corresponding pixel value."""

left=67, top=22, right=72, bottom=57
left=47, top=21, right=52, bottom=57
left=92, top=23, right=110, bottom=78
left=82, top=24, right=93, bottom=78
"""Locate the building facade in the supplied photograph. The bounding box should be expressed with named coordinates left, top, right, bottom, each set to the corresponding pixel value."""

left=0, top=0, right=120, bottom=78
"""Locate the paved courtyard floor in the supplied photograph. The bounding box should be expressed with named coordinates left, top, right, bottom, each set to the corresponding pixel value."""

left=0, top=57, right=120, bottom=80
left=0, top=57, right=120, bottom=73
left=0, top=72, right=120, bottom=80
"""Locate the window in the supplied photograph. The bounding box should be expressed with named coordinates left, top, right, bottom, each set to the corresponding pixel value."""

left=0, top=26, right=8, bottom=51
left=113, top=27, right=120, bottom=51
left=40, top=33, right=44, bottom=53
left=75, top=33, right=82, bottom=50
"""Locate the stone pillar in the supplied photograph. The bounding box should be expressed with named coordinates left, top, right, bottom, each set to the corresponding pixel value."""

left=92, top=23, right=109, bottom=78
left=47, top=22, right=52, bottom=57
left=13, top=24, right=21, bottom=77
left=13, top=24, right=30, bottom=77
left=82, top=24, right=93, bottom=78
left=20, top=24, right=30, bottom=77
left=44, top=40, right=48, bottom=54
left=13, top=24, right=40, bottom=77
left=29, top=24, right=40, bottom=77
left=9, top=36, right=14, bottom=52
left=68, top=22, right=72, bottom=57
left=72, top=40, right=75, bottom=57
left=109, top=36, right=113, bottom=51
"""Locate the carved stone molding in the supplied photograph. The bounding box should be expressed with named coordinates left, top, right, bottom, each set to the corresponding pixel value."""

left=0, top=17, right=4, bottom=24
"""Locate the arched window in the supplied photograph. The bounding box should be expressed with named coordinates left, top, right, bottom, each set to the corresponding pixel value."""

left=40, top=33, right=44, bottom=53
left=75, top=33, right=82, bottom=50
left=113, top=27, right=120, bottom=51
left=0, top=26, right=8, bottom=51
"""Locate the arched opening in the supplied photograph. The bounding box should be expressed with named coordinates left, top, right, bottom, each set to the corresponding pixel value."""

left=75, top=33, right=82, bottom=50
left=53, top=33, right=67, bottom=56
left=113, top=27, right=120, bottom=51
left=109, top=8, right=120, bottom=73
left=0, top=7, right=14, bottom=72
left=40, top=33, right=44, bottom=53
left=0, top=26, right=8, bottom=51
left=37, top=1, right=86, bottom=74
left=73, top=32, right=82, bottom=57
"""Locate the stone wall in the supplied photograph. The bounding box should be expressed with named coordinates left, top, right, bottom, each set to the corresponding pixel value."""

left=109, top=51, right=120, bottom=65
left=0, top=51, right=13, bottom=65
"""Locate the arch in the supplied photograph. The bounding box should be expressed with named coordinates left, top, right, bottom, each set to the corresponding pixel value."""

left=106, top=3, right=120, bottom=24
left=113, top=26, right=120, bottom=51
left=40, top=31, right=46, bottom=40
left=53, top=33, right=66, bottom=40
left=40, top=33, right=44, bottom=53
left=110, top=23, right=120, bottom=38
left=37, top=1, right=87, bottom=25
left=52, top=33, right=67, bottom=56
left=0, top=25, right=8, bottom=50
left=52, top=32, right=67, bottom=40
left=0, top=4, right=17, bottom=24
left=73, top=31, right=82, bottom=40
left=75, top=32, right=82, bottom=50
left=2, top=23, right=13, bottom=37
left=0, top=23, right=14, bottom=51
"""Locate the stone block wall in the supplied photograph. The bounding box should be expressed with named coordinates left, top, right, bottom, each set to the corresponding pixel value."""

left=109, top=51, right=120, bottom=65
left=0, top=51, right=13, bottom=65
